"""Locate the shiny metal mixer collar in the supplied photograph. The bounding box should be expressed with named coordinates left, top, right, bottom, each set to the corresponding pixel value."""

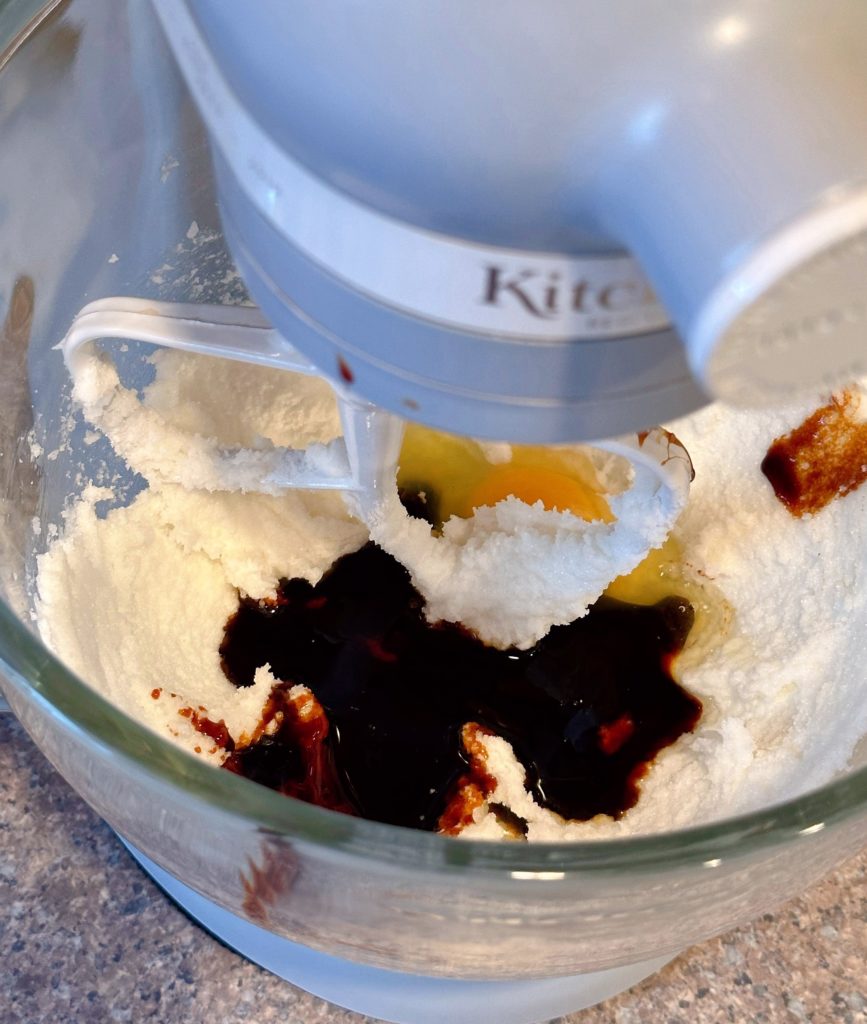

left=147, top=0, right=867, bottom=443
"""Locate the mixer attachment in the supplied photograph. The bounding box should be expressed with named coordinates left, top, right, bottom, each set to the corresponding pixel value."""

left=59, top=297, right=694, bottom=646
left=60, top=298, right=405, bottom=499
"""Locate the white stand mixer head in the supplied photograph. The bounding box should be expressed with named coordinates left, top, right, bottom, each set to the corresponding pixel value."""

left=147, top=0, right=867, bottom=443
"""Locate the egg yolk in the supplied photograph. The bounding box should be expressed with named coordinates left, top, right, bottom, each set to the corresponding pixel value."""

left=463, top=464, right=612, bottom=522
left=603, top=534, right=683, bottom=605
left=396, top=423, right=611, bottom=526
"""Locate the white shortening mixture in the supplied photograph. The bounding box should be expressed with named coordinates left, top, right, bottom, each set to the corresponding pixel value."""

left=35, top=348, right=867, bottom=839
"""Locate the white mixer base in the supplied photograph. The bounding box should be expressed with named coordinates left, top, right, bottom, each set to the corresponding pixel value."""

left=121, top=839, right=674, bottom=1024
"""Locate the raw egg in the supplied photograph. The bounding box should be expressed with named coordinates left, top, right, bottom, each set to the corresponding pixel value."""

left=396, top=423, right=612, bottom=527
left=396, top=424, right=696, bottom=615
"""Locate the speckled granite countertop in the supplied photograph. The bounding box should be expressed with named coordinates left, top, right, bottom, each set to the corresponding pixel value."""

left=2, top=715, right=865, bottom=1024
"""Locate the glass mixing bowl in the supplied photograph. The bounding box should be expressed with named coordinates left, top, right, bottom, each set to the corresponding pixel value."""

left=1, top=0, right=866, bottom=981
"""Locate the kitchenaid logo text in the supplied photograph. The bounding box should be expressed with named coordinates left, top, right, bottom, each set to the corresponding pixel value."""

left=481, top=265, right=656, bottom=319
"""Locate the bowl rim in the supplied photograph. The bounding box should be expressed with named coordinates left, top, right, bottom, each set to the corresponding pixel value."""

left=4, top=590, right=865, bottom=878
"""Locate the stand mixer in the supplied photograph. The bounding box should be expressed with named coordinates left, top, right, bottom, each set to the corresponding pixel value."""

left=64, top=0, right=867, bottom=507
left=3, top=2, right=867, bottom=1022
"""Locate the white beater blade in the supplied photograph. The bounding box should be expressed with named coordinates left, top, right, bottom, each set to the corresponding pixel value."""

left=59, top=297, right=404, bottom=498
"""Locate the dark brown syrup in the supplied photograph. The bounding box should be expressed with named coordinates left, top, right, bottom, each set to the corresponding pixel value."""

left=218, top=541, right=700, bottom=831
left=762, top=390, right=867, bottom=516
